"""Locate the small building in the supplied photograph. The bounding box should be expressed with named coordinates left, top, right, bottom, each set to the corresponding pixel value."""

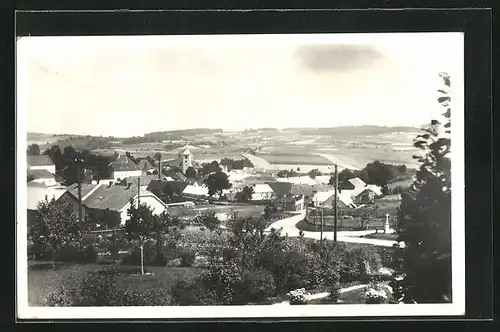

left=250, top=183, right=275, bottom=200
left=27, top=183, right=66, bottom=227
left=138, top=159, right=156, bottom=175
left=109, top=154, right=142, bottom=181
left=284, top=194, right=305, bottom=212
left=28, top=169, right=57, bottom=187
left=27, top=155, right=56, bottom=174
left=59, top=180, right=166, bottom=228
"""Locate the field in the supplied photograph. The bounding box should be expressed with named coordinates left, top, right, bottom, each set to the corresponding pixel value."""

left=28, top=126, right=421, bottom=171
left=28, top=262, right=203, bottom=306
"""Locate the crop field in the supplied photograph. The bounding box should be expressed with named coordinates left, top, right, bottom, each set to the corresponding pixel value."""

left=257, top=153, right=333, bottom=166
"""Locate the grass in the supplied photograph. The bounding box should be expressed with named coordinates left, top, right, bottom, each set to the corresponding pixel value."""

left=27, top=262, right=203, bottom=306
left=295, top=218, right=386, bottom=232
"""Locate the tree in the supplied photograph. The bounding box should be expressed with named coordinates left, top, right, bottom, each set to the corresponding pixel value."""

left=195, top=211, right=221, bottom=232
left=29, top=197, right=91, bottom=268
left=185, top=166, right=197, bottom=178
left=391, top=72, right=452, bottom=304
left=199, top=161, right=222, bottom=176
left=307, top=169, right=322, bottom=179
left=125, top=203, right=167, bottom=274
left=203, top=171, right=232, bottom=198
left=27, top=144, right=40, bottom=156
left=235, top=185, right=254, bottom=202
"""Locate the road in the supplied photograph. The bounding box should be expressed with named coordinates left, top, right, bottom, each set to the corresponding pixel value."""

left=265, top=210, right=399, bottom=248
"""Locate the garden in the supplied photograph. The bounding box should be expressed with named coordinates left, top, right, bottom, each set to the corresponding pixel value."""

left=28, top=197, right=396, bottom=307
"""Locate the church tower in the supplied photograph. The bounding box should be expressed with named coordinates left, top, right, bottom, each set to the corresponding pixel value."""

left=182, top=146, right=193, bottom=174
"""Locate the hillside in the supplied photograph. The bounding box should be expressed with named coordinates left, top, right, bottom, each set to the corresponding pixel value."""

left=282, top=126, right=421, bottom=136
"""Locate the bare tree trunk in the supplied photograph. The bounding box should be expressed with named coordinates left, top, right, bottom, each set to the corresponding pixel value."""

left=140, top=244, right=145, bottom=275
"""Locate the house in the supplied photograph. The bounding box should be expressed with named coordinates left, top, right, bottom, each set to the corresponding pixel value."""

left=27, top=183, right=66, bottom=227
left=284, top=194, right=305, bottom=212
left=109, top=154, right=142, bottom=181
left=27, top=155, right=56, bottom=174
left=249, top=183, right=275, bottom=200
left=138, top=159, right=156, bottom=175
left=28, top=169, right=57, bottom=187
left=146, top=180, right=190, bottom=199
left=267, top=182, right=293, bottom=199
left=59, top=180, right=166, bottom=228
left=312, top=177, right=383, bottom=209
left=120, top=175, right=159, bottom=190
left=182, top=183, right=209, bottom=198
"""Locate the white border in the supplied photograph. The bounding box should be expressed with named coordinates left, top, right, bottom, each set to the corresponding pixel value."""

left=16, top=32, right=465, bottom=320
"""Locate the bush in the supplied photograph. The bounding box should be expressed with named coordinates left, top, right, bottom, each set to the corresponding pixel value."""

left=364, top=287, right=388, bottom=304
left=328, top=285, right=341, bottom=302
left=340, top=246, right=382, bottom=282
left=233, top=269, right=276, bottom=304
left=82, top=245, right=98, bottom=263
left=179, top=250, right=196, bottom=267
left=121, top=288, right=171, bottom=306
left=199, top=262, right=243, bottom=305
left=48, top=270, right=124, bottom=306
left=170, top=279, right=216, bottom=306
left=121, top=242, right=159, bottom=266
left=288, top=288, right=309, bottom=305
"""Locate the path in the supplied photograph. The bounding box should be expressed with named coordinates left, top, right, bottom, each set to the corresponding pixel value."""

left=316, top=153, right=362, bottom=171
left=265, top=210, right=399, bottom=248
left=272, top=284, right=369, bottom=306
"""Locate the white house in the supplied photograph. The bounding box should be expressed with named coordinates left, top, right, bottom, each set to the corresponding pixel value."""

left=61, top=180, right=166, bottom=227
left=28, top=169, right=57, bottom=187
left=27, top=155, right=56, bottom=174
left=109, top=154, right=142, bottom=181
left=250, top=183, right=275, bottom=200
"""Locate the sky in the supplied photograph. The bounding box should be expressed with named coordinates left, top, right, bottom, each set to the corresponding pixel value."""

left=18, top=33, right=463, bottom=137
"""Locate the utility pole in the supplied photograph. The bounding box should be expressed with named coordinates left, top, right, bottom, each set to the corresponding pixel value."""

left=333, top=164, right=338, bottom=242
left=320, top=203, right=324, bottom=243
left=137, top=177, right=141, bottom=208
left=75, top=156, right=83, bottom=222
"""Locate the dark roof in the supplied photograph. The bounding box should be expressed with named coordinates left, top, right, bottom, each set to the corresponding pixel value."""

left=138, top=159, right=155, bottom=171
left=109, top=154, right=140, bottom=172
left=82, top=182, right=141, bottom=211
left=267, top=182, right=292, bottom=198
left=162, top=158, right=182, bottom=167
left=172, top=171, right=187, bottom=182
left=124, top=175, right=159, bottom=187
left=147, top=180, right=189, bottom=196
left=27, top=155, right=54, bottom=167
left=67, top=183, right=99, bottom=199
left=28, top=169, right=55, bottom=179
left=339, top=180, right=355, bottom=190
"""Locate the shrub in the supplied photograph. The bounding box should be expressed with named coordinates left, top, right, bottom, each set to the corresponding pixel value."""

left=199, top=262, right=243, bottom=305
left=179, top=250, right=196, bottom=267
left=288, top=288, right=309, bottom=305
left=82, top=245, right=98, bottom=263
left=166, top=258, right=182, bottom=267
left=121, top=288, right=171, bottom=306
left=328, top=285, right=341, bottom=303
left=170, top=279, right=216, bottom=306
left=340, top=246, right=382, bottom=282
left=233, top=269, right=276, bottom=304
left=364, top=287, right=388, bottom=304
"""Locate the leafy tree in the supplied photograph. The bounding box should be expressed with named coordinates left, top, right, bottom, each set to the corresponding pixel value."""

left=307, top=169, right=322, bottom=179
left=29, top=197, right=91, bottom=268
left=391, top=72, right=452, bottom=304
left=27, top=144, right=40, bottom=156
left=277, top=169, right=298, bottom=178
left=235, top=185, right=254, bottom=202
left=185, top=166, right=197, bottom=178
left=195, top=211, right=221, bottom=232
left=203, top=171, right=232, bottom=197
left=125, top=203, right=173, bottom=274
left=199, top=161, right=222, bottom=176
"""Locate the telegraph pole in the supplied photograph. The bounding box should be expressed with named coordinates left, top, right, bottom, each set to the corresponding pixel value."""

left=137, top=176, right=141, bottom=208
left=75, top=156, right=83, bottom=222
left=333, top=164, right=338, bottom=242
left=320, top=204, right=324, bottom=243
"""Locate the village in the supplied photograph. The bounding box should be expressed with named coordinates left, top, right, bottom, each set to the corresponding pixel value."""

left=27, top=144, right=398, bottom=240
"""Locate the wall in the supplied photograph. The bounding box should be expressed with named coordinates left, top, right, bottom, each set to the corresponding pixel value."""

left=113, top=170, right=142, bottom=181
left=30, top=165, right=56, bottom=174
left=120, top=196, right=166, bottom=226
left=32, top=177, right=57, bottom=187
left=252, top=192, right=274, bottom=200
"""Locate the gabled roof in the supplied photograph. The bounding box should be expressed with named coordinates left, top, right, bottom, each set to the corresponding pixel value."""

left=27, top=185, right=66, bottom=210
left=122, top=175, right=159, bottom=188
left=67, top=183, right=99, bottom=200
left=348, top=177, right=366, bottom=189
left=267, top=182, right=292, bottom=198
left=28, top=169, right=55, bottom=179
left=138, top=159, right=155, bottom=171
left=252, top=183, right=274, bottom=194
left=182, top=184, right=209, bottom=196
left=81, top=182, right=144, bottom=211
left=27, top=155, right=54, bottom=167
left=147, top=180, right=189, bottom=196
left=109, top=154, right=140, bottom=172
